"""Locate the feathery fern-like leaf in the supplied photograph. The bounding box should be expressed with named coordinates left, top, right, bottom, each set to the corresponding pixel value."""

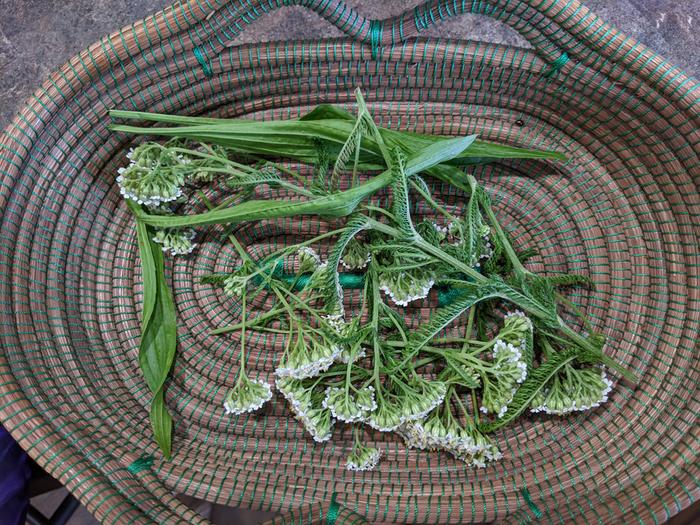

left=390, top=149, right=418, bottom=238
left=323, top=215, right=370, bottom=313
left=407, top=283, right=502, bottom=351
left=543, top=273, right=595, bottom=289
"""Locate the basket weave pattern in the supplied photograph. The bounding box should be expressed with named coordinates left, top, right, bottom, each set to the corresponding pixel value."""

left=0, top=1, right=698, bottom=524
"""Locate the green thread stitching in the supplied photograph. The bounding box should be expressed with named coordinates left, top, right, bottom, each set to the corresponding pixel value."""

left=127, top=455, right=154, bottom=474
left=193, top=46, right=213, bottom=77
left=521, top=488, right=543, bottom=519
left=369, top=19, right=383, bottom=60
left=543, top=52, right=570, bottom=77
left=326, top=492, right=340, bottom=525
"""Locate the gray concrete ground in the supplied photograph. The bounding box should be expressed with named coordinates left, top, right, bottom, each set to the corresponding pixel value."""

left=1, top=1, right=698, bottom=524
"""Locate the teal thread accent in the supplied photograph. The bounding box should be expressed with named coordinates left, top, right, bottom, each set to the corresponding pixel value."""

left=326, top=492, right=340, bottom=525
left=369, top=19, right=383, bottom=59
left=127, top=455, right=154, bottom=474
left=207, top=269, right=465, bottom=306
left=193, top=46, right=213, bottom=77
left=543, top=52, right=569, bottom=77
left=521, top=489, right=543, bottom=519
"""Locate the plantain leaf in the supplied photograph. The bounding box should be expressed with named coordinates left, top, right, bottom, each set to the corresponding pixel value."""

left=404, top=135, right=477, bottom=176
left=131, top=203, right=157, bottom=330
left=300, top=104, right=355, bottom=122
left=139, top=170, right=394, bottom=228
left=138, top=243, right=177, bottom=393
left=150, top=389, right=173, bottom=459
left=132, top=211, right=177, bottom=457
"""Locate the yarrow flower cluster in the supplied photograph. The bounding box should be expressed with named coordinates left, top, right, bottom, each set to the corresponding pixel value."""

left=117, top=144, right=188, bottom=206
left=223, top=262, right=257, bottom=298
left=346, top=442, right=382, bottom=471
left=296, top=246, right=321, bottom=273
left=530, top=365, right=613, bottom=415
left=275, top=331, right=342, bottom=380
left=378, top=270, right=435, bottom=306
left=399, top=378, right=447, bottom=421
left=223, top=374, right=273, bottom=415
left=340, top=238, right=371, bottom=270
left=479, top=312, right=532, bottom=418
left=152, top=227, right=197, bottom=256
left=397, top=414, right=502, bottom=468
left=322, top=386, right=377, bottom=423
left=277, top=378, right=334, bottom=442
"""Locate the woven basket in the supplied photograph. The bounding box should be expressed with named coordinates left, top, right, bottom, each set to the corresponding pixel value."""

left=1, top=1, right=698, bottom=523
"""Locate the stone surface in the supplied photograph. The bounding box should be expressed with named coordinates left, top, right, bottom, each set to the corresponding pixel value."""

left=0, top=1, right=698, bottom=524
left=0, top=0, right=698, bottom=127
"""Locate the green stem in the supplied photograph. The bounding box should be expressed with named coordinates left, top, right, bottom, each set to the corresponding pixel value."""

left=237, top=288, right=248, bottom=382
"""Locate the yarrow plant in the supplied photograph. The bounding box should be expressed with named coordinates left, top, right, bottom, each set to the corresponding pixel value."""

left=111, top=89, right=635, bottom=464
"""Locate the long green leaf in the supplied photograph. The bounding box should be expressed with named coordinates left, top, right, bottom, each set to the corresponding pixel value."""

left=138, top=242, right=177, bottom=392
left=109, top=112, right=566, bottom=165
left=150, top=389, right=173, bottom=458
left=131, top=205, right=157, bottom=330
left=132, top=213, right=177, bottom=458
left=139, top=170, right=393, bottom=228
left=404, top=135, right=477, bottom=175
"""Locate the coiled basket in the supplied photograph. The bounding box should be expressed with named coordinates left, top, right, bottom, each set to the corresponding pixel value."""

left=0, top=1, right=698, bottom=523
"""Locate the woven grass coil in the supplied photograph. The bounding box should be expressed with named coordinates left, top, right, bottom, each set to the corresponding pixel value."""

left=0, top=1, right=698, bottom=523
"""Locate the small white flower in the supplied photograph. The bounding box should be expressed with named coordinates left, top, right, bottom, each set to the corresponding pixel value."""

left=296, top=246, right=321, bottom=273
left=152, top=227, right=197, bottom=256
left=223, top=376, right=273, bottom=415
left=346, top=444, right=381, bottom=471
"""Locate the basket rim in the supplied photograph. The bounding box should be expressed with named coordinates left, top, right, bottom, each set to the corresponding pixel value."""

left=0, top=1, right=698, bottom=524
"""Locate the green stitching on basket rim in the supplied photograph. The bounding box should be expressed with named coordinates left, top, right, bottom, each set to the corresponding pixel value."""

left=326, top=492, right=340, bottom=525
left=543, top=52, right=570, bottom=77
left=369, top=19, right=384, bottom=60
left=193, top=46, right=213, bottom=77
left=127, top=455, right=155, bottom=474
left=521, top=488, right=543, bottom=519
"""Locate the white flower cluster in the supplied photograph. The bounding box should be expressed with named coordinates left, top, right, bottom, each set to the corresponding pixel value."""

left=399, top=379, right=447, bottom=422
left=336, top=346, right=366, bottom=365
left=274, top=335, right=342, bottom=380
left=117, top=146, right=187, bottom=206
left=531, top=367, right=613, bottom=415
left=223, top=272, right=248, bottom=298
left=152, top=227, right=197, bottom=256
left=322, top=386, right=377, bottom=423
left=366, top=380, right=447, bottom=433
left=277, top=378, right=333, bottom=442
left=398, top=416, right=502, bottom=468
left=296, top=246, right=321, bottom=274
left=223, top=376, right=273, bottom=415
left=367, top=402, right=404, bottom=432
left=324, top=313, right=348, bottom=336
left=493, top=340, right=529, bottom=385
left=379, top=271, right=435, bottom=306
left=340, top=238, right=371, bottom=270
left=346, top=444, right=382, bottom=471
left=479, top=312, right=532, bottom=418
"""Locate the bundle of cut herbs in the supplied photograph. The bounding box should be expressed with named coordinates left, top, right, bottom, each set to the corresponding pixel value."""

left=110, top=89, right=634, bottom=468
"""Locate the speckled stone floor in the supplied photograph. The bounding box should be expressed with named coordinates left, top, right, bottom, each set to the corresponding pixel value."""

left=1, top=1, right=698, bottom=524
